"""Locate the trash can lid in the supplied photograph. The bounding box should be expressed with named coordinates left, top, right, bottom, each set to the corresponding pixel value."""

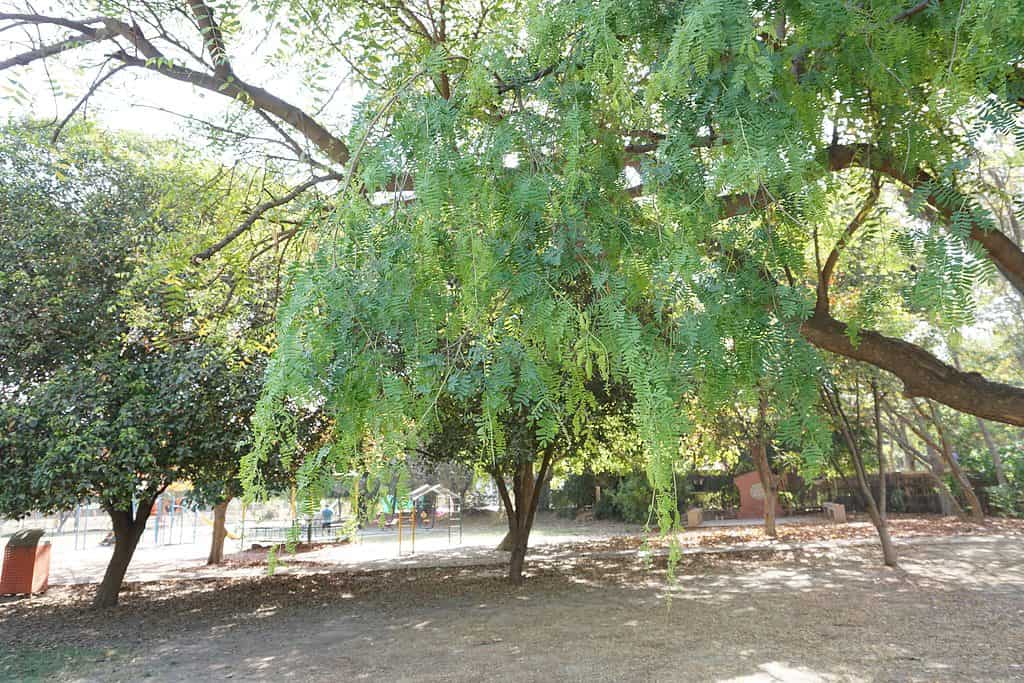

left=6, top=528, right=46, bottom=548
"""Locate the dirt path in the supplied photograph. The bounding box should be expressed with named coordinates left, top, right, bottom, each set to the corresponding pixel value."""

left=3, top=532, right=1024, bottom=682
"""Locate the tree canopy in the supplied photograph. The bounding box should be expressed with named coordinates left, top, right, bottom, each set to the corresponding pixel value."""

left=0, top=123, right=291, bottom=605
left=2, top=0, right=1023, bottom=580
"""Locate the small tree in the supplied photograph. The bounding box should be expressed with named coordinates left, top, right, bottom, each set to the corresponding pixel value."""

left=1, top=346, right=256, bottom=606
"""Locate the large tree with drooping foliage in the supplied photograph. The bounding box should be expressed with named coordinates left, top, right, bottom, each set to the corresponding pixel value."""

left=4, top=1, right=1024, bottom=574
left=3, top=0, right=1021, bottom=423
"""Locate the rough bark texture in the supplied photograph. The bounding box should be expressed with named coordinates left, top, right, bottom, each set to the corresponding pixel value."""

left=94, top=503, right=153, bottom=608
left=207, top=498, right=231, bottom=565
left=802, top=312, right=1024, bottom=426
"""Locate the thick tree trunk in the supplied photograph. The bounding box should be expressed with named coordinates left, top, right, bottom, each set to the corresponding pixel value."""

left=207, top=498, right=231, bottom=565
left=94, top=503, right=153, bottom=608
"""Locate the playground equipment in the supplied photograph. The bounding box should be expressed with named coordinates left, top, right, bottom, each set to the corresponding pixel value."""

left=69, top=493, right=201, bottom=549
left=395, top=485, right=463, bottom=556
left=396, top=510, right=417, bottom=556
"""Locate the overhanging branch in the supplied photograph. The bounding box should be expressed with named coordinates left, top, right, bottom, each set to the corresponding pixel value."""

left=192, top=172, right=342, bottom=263
left=801, top=311, right=1024, bottom=426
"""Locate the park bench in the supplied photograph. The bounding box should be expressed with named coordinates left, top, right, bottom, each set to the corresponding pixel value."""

left=822, top=502, right=847, bottom=523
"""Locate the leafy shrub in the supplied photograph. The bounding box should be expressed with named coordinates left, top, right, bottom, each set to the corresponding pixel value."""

left=593, top=493, right=618, bottom=520
left=987, top=485, right=1024, bottom=518
left=551, top=472, right=597, bottom=510
left=612, top=472, right=656, bottom=524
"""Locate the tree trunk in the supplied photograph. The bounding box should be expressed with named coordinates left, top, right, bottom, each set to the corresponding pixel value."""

left=849, top=436, right=898, bottom=567
left=492, top=449, right=554, bottom=585
left=915, top=414, right=957, bottom=516
left=872, top=382, right=886, bottom=518
left=898, top=423, right=915, bottom=471
left=207, top=497, right=231, bottom=565
left=929, top=403, right=984, bottom=522
left=823, top=386, right=897, bottom=567
left=752, top=394, right=778, bottom=538
left=883, top=419, right=965, bottom=517
left=937, top=433, right=984, bottom=522
left=496, top=528, right=514, bottom=551
left=976, top=418, right=1007, bottom=487
left=951, top=350, right=1008, bottom=488
left=94, top=503, right=153, bottom=608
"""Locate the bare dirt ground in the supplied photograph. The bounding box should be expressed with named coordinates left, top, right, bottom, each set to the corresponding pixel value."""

left=2, top=519, right=1024, bottom=682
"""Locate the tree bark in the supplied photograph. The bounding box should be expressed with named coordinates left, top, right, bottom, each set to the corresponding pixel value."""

left=751, top=394, right=778, bottom=537
left=492, top=448, right=554, bottom=584
left=207, top=497, right=231, bottom=565
left=801, top=311, right=1024, bottom=426
left=94, top=503, right=153, bottom=608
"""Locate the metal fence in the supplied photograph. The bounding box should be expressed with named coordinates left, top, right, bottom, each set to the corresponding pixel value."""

left=243, top=519, right=352, bottom=545
left=0, top=493, right=206, bottom=550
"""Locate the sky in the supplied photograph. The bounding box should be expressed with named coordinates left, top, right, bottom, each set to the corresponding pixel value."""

left=0, top=6, right=360, bottom=157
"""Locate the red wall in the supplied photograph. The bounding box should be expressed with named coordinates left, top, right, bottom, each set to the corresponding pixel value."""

left=734, top=470, right=784, bottom=519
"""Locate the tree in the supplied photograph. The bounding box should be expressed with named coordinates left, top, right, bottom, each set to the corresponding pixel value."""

left=1, top=345, right=256, bottom=606
left=821, top=377, right=898, bottom=566
left=4, top=0, right=1023, bottom=426
left=7, top=1, right=1024, bottom=582
left=0, top=123, right=282, bottom=605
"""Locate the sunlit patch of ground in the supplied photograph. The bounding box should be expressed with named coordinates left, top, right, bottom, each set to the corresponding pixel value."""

left=2, top=528, right=1022, bottom=682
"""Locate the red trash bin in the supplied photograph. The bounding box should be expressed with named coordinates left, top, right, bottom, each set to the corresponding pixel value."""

left=1, top=529, right=51, bottom=595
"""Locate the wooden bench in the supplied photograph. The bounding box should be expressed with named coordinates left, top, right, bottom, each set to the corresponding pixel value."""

left=822, top=502, right=846, bottom=523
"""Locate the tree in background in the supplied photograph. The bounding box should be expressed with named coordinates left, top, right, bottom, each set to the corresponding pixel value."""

left=0, top=123, right=292, bottom=605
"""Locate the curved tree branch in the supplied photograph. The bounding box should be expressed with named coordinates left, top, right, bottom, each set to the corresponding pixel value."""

left=828, top=143, right=1024, bottom=298
left=192, top=172, right=342, bottom=263
left=801, top=311, right=1024, bottom=426
left=0, top=11, right=352, bottom=167
left=816, top=176, right=881, bottom=315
